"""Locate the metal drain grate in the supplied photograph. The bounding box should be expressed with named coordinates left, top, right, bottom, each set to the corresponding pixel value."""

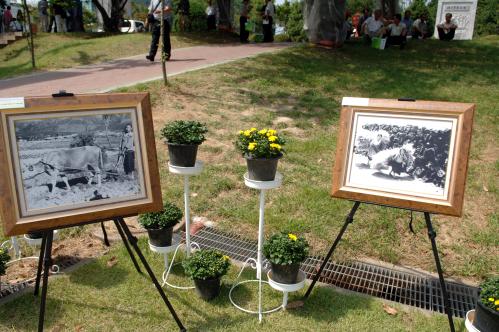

left=191, top=227, right=479, bottom=318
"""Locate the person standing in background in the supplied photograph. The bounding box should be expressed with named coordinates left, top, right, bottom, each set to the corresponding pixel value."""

left=262, top=0, right=274, bottom=42
left=53, top=2, right=67, bottom=32
left=206, top=0, right=217, bottom=31
left=239, top=0, right=250, bottom=43
left=177, top=0, right=190, bottom=32
left=3, top=6, right=13, bottom=32
left=48, top=2, right=56, bottom=32
left=146, top=0, right=173, bottom=62
left=38, top=0, right=49, bottom=32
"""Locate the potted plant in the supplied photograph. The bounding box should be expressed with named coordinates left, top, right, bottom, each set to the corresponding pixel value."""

left=160, top=120, right=208, bottom=167
left=473, top=276, right=499, bottom=332
left=263, top=232, right=309, bottom=284
left=236, top=128, right=286, bottom=181
left=182, top=249, right=230, bottom=300
left=0, top=247, right=11, bottom=292
left=139, top=201, right=182, bottom=247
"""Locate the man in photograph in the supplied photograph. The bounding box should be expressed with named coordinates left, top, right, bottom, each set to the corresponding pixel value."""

left=120, top=124, right=135, bottom=179
left=146, top=0, right=172, bottom=62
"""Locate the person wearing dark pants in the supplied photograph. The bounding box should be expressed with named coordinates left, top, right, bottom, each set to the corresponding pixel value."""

left=437, top=13, right=457, bottom=41
left=206, top=0, right=216, bottom=30
left=239, top=0, right=250, bottom=43
left=262, top=0, right=274, bottom=42
left=386, top=14, right=407, bottom=49
left=146, top=0, right=172, bottom=62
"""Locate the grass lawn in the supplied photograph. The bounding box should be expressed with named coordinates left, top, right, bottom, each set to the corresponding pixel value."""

left=115, top=35, right=498, bottom=282
left=0, top=238, right=462, bottom=331
left=0, top=31, right=238, bottom=79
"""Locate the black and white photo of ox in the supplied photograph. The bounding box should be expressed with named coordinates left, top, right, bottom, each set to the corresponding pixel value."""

left=346, top=112, right=457, bottom=199
left=8, top=108, right=146, bottom=217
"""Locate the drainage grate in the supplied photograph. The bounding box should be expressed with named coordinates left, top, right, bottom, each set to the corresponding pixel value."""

left=191, top=227, right=479, bottom=318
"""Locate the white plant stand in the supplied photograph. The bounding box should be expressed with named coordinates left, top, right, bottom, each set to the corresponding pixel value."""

left=158, top=161, right=203, bottom=290
left=229, top=172, right=303, bottom=322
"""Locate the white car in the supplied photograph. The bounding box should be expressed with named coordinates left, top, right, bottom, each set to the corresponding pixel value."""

left=121, top=20, right=145, bottom=33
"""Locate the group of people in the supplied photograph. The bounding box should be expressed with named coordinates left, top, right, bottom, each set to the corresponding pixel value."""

left=35, top=0, right=83, bottom=33
left=360, top=8, right=458, bottom=49
left=238, top=0, right=276, bottom=43
left=1, top=5, right=22, bottom=33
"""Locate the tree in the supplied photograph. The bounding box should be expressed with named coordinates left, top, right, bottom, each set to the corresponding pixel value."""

left=91, top=0, right=128, bottom=32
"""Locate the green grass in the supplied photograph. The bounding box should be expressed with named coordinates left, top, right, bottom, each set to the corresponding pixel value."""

left=0, top=239, right=463, bottom=331
left=0, top=31, right=238, bottom=79
left=117, top=35, right=499, bottom=281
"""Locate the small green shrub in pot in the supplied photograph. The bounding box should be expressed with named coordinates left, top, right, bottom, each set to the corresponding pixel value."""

left=263, top=232, right=309, bottom=284
left=474, top=276, right=499, bottom=332
left=138, top=201, right=182, bottom=247
left=160, top=120, right=208, bottom=167
left=182, top=249, right=231, bottom=300
left=0, top=247, right=11, bottom=291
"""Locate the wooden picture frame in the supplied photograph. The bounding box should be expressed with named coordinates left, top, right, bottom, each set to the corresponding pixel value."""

left=332, top=97, right=475, bottom=217
left=0, top=93, right=162, bottom=236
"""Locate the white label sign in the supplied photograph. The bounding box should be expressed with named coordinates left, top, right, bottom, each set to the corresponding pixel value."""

left=0, top=97, right=25, bottom=110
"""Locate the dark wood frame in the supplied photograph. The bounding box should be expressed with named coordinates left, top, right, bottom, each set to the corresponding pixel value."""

left=0, top=93, right=163, bottom=236
left=332, top=98, right=475, bottom=217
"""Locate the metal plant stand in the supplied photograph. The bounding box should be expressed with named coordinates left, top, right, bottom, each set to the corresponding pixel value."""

left=229, top=172, right=303, bottom=322
left=160, top=161, right=203, bottom=290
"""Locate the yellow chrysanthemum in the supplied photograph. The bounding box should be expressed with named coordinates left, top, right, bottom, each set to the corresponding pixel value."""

left=244, top=130, right=251, bottom=137
left=489, top=297, right=495, bottom=302
left=267, top=129, right=276, bottom=136
left=223, top=255, right=230, bottom=261
left=268, top=135, right=277, bottom=142
left=270, top=143, right=281, bottom=150
left=239, top=130, right=244, bottom=134
left=259, top=129, right=267, bottom=135
left=248, top=142, right=257, bottom=151
left=495, top=300, right=499, bottom=305
left=250, top=127, right=257, bottom=132
left=288, top=233, right=297, bottom=241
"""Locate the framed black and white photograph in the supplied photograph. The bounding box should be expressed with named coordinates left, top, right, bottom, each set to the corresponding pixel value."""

left=0, top=93, right=162, bottom=236
left=332, top=98, right=475, bottom=216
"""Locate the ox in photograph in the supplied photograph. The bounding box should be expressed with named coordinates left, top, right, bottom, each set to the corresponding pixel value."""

left=8, top=109, right=147, bottom=217
left=346, top=112, right=457, bottom=199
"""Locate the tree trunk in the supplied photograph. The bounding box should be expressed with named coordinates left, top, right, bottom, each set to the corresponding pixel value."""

left=303, top=0, right=347, bottom=47
left=21, top=0, right=35, bottom=69
left=91, top=0, right=128, bottom=32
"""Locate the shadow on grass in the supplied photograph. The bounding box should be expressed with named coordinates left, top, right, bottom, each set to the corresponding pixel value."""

left=69, top=261, right=128, bottom=289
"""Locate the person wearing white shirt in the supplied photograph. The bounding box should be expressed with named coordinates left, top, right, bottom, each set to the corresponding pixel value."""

left=262, top=0, right=275, bottom=42
left=206, top=0, right=217, bottom=30
left=386, top=14, right=407, bottom=49
left=412, top=13, right=430, bottom=39
left=437, top=13, right=458, bottom=41
left=146, top=0, right=173, bottom=62
left=361, top=9, right=385, bottom=42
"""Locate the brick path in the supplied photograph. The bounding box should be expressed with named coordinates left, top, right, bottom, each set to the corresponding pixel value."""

left=0, top=43, right=291, bottom=98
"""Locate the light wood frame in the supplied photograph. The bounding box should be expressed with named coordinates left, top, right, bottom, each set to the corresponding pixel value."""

left=332, top=98, right=475, bottom=217
left=0, top=93, right=163, bottom=236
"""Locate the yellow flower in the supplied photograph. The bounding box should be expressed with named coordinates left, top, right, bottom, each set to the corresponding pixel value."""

left=267, top=129, right=276, bottom=136
left=239, top=130, right=244, bottom=134
left=270, top=143, right=281, bottom=150
left=259, top=129, right=267, bottom=135
left=223, top=255, right=230, bottom=261
left=495, top=300, right=499, bottom=305
left=288, top=233, right=297, bottom=241
left=244, top=130, right=251, bottom=137
left=268, top=135, right=277, bottom=142
left=250, top=127, right=257, bottom=132
left=489, top=297, right=495, bottom=302
left=248, top=142, right=257, bottom=151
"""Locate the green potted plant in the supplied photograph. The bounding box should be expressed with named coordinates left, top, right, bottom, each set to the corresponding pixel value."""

left=0, top=247, right=11, bottom=292
left=235, top=128, right=286, bottom=181
left=138, top=201, right=182, bottom=247
left=160, top=120, right=208, bottom=167
left=182, top=249, right=231, bottom=300
left=473, top=276, right=499, bottom=332
left=263, top=232, right=309, bottom=284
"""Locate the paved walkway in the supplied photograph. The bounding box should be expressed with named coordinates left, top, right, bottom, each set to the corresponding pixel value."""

left=0, top=43, right=291, bottom=98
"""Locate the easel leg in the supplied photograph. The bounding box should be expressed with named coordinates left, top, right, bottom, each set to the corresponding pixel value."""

left=117, top=218, right=186, bottom=331
left=113, top=219, right=142, bottom=274
left=303, top=201, right=360, bottom=300
left=424, top=213, right=455, bottom=332
left=101, top=222, right=110, bottom=247
left=38, top=230, right=54, bottom=332
left=34, top=234, right=47, bottom=296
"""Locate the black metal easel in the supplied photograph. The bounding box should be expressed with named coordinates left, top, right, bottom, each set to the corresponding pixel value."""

left=33, top=217, right=186, bottom=332
left=302, top=201, right=456, bottom=332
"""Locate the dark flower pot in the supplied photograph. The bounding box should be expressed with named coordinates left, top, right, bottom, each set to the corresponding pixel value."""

left=167, top=143, right=199, bottom=167
left=193, top=277, right=221, bottom=301
left=146, top=226, right=174, bottom=247
left=474, top=300, right=499, bottom=332
left=270, top=263, right=301, bottom=284
left=245, top=155, right=281, bottom=181
left=26, top=232, right=44, bottom=239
